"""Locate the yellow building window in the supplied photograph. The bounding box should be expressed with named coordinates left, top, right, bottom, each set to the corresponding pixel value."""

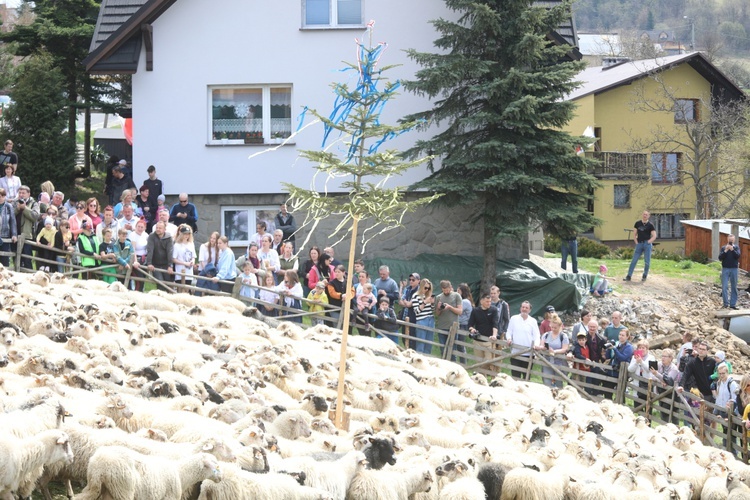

left=674, top=99, right=699, bottom=123
left=651, top=153, right=681, bottom=184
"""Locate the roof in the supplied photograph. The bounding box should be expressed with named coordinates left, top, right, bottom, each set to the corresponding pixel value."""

left=567, top=52, right=746, bottom=103
left=93, top=128, right=126, bottom=140
left=681, top=219, right=750, bottom=238
left=85, top=0, right=581, bottom=73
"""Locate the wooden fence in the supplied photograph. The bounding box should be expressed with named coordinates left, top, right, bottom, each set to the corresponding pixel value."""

left=6, top=238, right=749, bottom=460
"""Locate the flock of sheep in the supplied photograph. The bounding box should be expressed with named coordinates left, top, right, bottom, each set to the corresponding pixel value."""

left=2, top=268, right=750, bottom=499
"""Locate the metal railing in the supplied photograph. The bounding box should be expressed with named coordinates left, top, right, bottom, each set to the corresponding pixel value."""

left=586, top=151, right=649, bottom=179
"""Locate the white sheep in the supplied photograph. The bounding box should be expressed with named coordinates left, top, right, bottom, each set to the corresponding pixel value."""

left=499, top=467, right=568, bottom=500
left=74, top=446, right=222, bottom=500
left=269, top=409, right=313, bottom=440
left=279, top=450, right=368, bottom=500
left=197, top=463, right=333, bottom=500
left=346, top=466, right=433, bottom=500
left=0, top=429, right=73, bottom=499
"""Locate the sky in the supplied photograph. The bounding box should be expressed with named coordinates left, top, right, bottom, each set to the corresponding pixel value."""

left=2, top=1, right=21, bottom=8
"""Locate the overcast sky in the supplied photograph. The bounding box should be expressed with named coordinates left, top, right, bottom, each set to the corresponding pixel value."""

left=2, top=1, right=21, bottom=8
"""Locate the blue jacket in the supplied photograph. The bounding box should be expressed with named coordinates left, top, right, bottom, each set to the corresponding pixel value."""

left=719, top=243, right=740, bottom=269
left=607, top=341, right=633, bottom=374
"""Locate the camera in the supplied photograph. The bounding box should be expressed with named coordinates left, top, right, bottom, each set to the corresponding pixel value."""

left=604, top=342, right=614, bottom=349
left=544, top=342, right=549, bottom=349
left=686, top=348, right=693, bottom=355
left=440, top=303, right=447, bottom=310
left=469, top=331, right=481, bottom=340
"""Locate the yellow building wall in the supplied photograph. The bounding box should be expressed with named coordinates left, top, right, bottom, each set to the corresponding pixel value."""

left=567, top=62, right=712, bottom=251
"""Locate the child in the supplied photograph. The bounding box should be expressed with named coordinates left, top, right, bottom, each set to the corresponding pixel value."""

left=307, top=281, right=329, bottom=325
left=591, top=264, right=610, bottom=297
left=98, top=228, right=118, bottom=284
left=710, top=350, right=733, bottom=381
left=275, top=269, right=303, bottom=323
left=374, top=296, right=399, bottom=344
left=259, top=273, right=279, bottom=317
left=355, top=282, right=377, bottom=332
left=36, top=216, right=57, bottom=272
left=238, top=260, right=259, bottom=299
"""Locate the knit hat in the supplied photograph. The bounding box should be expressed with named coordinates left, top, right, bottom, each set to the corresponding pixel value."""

left=44, top=217, right=54, bottom=226
left=157, top=194, right=166, bottom=203
left=715, top=350, right=726, bottom=362
left=599, top=264, right=608, bottom=273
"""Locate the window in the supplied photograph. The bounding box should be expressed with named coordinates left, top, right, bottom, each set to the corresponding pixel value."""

left=303, top=0, right=362, bottom=27
left=222, top=206, right=278, bottom=247
left=651, top=152, right=681, bottom=184
left=650, top=213, right=688, bottom=239
left=209, top=86, right=292, bottom=144
left=674, top=99, right=699, bottom=123
left=613, top=185, right=630, bottom=208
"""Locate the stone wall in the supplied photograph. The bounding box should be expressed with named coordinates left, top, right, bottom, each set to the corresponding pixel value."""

left=172, top=193, right=540, bottom=260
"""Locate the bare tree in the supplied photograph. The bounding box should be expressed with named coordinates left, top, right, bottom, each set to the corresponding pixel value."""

left=627, top=74, right=748, bottom=219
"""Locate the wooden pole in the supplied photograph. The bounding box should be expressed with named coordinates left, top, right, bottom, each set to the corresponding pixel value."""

left=333, top=216, right=358, bottom=430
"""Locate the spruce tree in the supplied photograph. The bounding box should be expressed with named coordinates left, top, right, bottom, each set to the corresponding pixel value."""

left=404, top=0, right=598, bottom=291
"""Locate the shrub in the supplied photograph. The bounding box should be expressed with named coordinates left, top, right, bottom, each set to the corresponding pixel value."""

left=613, top=247, right=634, bottom=260
left=680, top=260, right=693, bottom=269
left=577, top=237, right=610, bottom=259
left=652, top=249, right=683, bottom=262
left=544, top=234, right=561, bottom=253
left=687, top=249, right=709, bottom=264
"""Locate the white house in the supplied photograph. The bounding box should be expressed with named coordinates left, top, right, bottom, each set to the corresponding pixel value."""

left=85, top=0, right=577, bottom=258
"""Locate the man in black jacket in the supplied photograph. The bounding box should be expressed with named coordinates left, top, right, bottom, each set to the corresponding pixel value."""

left=146, top=221, right=174, bottom=291
left=677, top=339, right=716, bottom=403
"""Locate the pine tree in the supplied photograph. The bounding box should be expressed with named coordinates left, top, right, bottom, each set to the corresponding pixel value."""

left=1, top=53, right=76, bottom=192
left=403, top=0, right=598, bottom=291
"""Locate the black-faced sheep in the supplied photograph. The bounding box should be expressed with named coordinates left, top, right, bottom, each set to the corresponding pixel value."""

left=74, top=446, right=222, bottom=500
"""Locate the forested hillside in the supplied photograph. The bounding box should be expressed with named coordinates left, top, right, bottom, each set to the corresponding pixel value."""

left=573, top=0, right=750, bottom=54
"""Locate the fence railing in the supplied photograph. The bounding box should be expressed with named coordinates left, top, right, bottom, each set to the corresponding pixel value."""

left=7, top=237, right=749, bottom=461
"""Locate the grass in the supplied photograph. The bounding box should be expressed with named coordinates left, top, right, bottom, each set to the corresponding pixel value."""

left=547, top=253, right=723, bottom=290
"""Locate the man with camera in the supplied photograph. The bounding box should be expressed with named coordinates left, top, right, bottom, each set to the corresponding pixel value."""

left=435, top=280, right=463, bottom=361
left=677, top=340, right=716, bottom=404
left=468, top=292, right=498, bottom=368
left=719, top=234, right=741, bottom=310
left=13, top=185, right=38, bottom=270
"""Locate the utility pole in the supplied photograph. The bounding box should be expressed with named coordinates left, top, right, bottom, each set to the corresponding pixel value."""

left=684, top=16, right=695, bottom=51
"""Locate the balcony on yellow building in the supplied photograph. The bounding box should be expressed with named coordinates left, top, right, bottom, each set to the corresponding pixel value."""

left=586, top=151, right=649, bottom=180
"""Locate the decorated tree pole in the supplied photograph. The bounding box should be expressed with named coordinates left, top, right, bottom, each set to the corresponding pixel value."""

left=284, top=26, right=439, bottom=429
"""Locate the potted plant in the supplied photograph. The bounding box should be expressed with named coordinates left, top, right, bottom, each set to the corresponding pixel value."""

left=219, top=132, right=228, bottom=145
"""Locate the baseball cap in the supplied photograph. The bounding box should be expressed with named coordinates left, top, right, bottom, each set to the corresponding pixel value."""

left=545, top=305, right=555, bottom=313
left=409, top=273, right=420, bottom=280
left=576, top=331, right=587, bottom=337
left=118, top=159, right=127, bottom=166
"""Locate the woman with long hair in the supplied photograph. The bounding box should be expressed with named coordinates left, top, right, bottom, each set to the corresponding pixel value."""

left=308, top=252, right=334, bottom=290
left=275, top=269, right=304, bottom=323
left=301, top=246, right=320, bottom=296
left=412, top=278, right=436, bottom=355
left=68, top=201, right=93, bottom=240
left=212, top=236, right=237, bottom=294
left=128, top=219, right=149, bottom=291
left=535, top=313, right=570, bottom=389
left=52, top=220, right=74, bottom=273
left=198, top=231, right=220, bottom=273
left=84, top=197, right=102, bottom=230
left=173, top=224, right=197, bottom=293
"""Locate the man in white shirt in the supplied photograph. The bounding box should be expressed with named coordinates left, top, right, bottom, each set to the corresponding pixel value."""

left=117, top=204, right=139, bottom=236
left=506, top=301, right=540, bottom=379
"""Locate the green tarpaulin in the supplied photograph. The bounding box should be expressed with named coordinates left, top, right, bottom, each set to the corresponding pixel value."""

left=364, top=254, right=593, bottom=319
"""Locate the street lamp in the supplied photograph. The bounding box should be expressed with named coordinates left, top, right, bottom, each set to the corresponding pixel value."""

left=683, top=16, right=695, bottom=52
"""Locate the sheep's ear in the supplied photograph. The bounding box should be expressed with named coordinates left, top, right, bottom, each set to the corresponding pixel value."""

left=56, top=436, right=67, bottom=445
left=456, top=462, right=467, bottom=473
left=288, top=417, right=297, bottom=423
left=203, top=442, right=214, bottom=451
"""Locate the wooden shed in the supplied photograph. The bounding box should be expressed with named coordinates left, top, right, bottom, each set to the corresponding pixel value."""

left=682, top=219, right=750, bottom=271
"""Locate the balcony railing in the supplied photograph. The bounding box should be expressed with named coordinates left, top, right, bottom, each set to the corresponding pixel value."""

left=586, top=152, right=649, bottom=179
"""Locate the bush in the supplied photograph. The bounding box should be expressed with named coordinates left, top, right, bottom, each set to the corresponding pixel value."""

left=652, top=249, right=683, bottom=262
left=577, top=237, right=610, bottom=259
left=544, top=234, right=561, bottom=253
left=613, top=247, right=634, bottom=260
left=687, top=249, right=709, bottom=264
left=680, top=260, right=693, bottom=269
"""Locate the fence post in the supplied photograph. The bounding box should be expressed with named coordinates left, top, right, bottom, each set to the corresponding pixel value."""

left=442, top=322, right=458, bottom=361
left=615, top=363, right=628, bottom=405
left=15, top=234, right=24, bottom=271
left=645, top=379, right=653, bottom=416
left=699, top=402, right=706, bottom=443
left=727, top=401, right=735, bottom=454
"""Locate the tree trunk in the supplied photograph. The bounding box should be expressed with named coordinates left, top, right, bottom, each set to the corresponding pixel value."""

left=482, top=224, right=497, bottom=295
left=83, top=106, right=91, bottom=178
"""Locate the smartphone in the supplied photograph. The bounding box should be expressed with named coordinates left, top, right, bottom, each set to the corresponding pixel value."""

left=634, top=349, right=645, bottom=358
left=648, top=360, right=658, bottom=371
left=544, top=342, right=549, bottom=349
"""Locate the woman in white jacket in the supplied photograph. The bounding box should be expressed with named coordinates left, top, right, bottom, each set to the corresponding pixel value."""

left=628, top=338, right=656, bottom=403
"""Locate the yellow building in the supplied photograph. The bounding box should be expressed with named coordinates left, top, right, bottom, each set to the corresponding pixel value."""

left=566, top=53, right=745, bottom=252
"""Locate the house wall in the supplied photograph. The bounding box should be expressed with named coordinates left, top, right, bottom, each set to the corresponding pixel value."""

left=129, top=0, right=542, bottom=261
left=132, top=0, right=447, bottom=196
left=568, top=62, right=712, bottom=252
left=165, top=193, right=534, bottom=261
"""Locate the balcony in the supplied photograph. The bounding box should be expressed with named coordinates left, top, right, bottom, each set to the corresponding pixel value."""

left=586, top=152, right=649, bottom=180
